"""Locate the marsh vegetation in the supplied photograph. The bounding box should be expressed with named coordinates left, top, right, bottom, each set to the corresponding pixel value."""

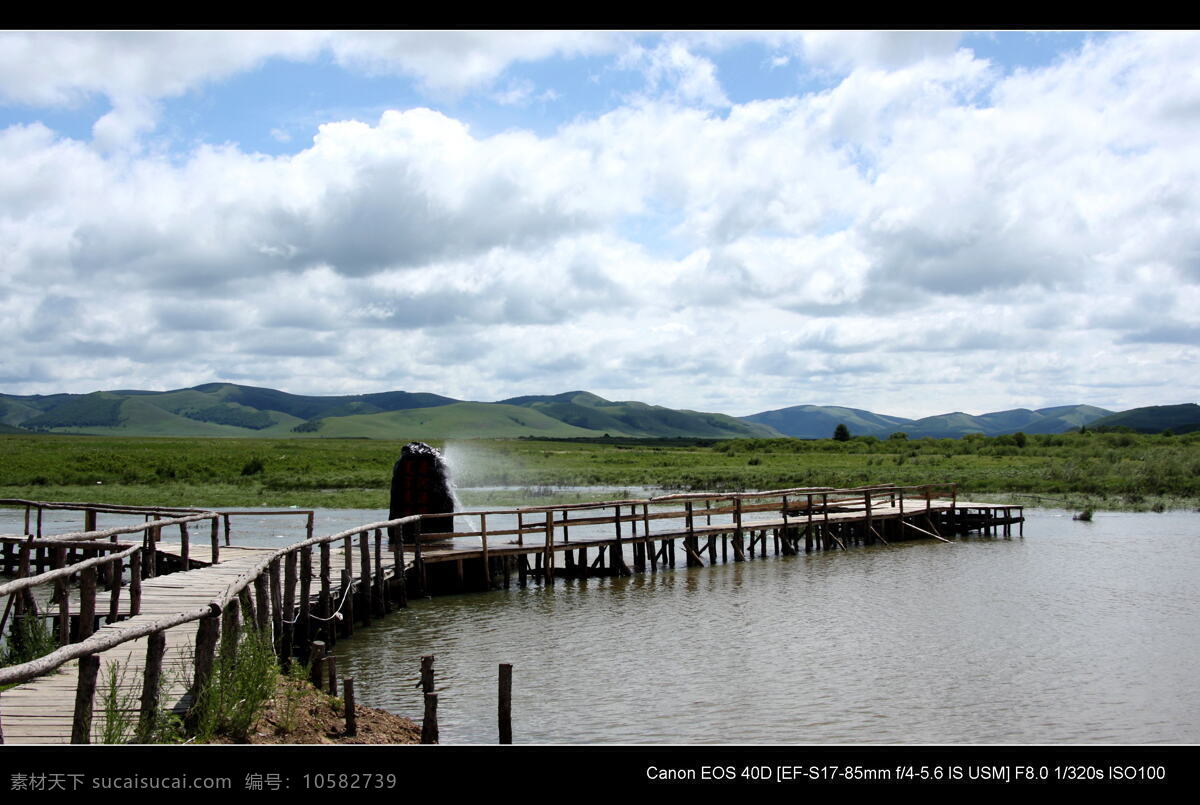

left=1, top=430, right=1198, bottom=511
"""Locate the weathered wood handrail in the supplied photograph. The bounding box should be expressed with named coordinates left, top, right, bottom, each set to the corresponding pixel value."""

left=402, top=483, right=960, bottom=546
left=0, top=514, right=423, bottom=688
left=0, top=542, right=141, bottom=598
left=33, top=512, right=221, bottom=544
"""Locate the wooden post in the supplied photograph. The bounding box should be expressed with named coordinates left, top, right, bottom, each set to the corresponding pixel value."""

left=543, top=512, right=554, bottom=586
left=341, top=569, right=355, bottom=637
left=221, top=600, right=240, bottom=660
left=422, top=693, right=438, bottom=744
left=498, top=663, right=512, bottom=745
left=419, top=654, right=435, bottom=693
left=733, top=497, right=746, bottom=561
left=391, top=528, right=407, bottom=608
left=106, top=556, right=123, bottom=624
left=343, top=677, right=357, bottom=737
left=237, top=587, right=257, bottom=634
left=319, top=542, right=333, bottom=647
left=55, top=548, right=70, bottom=646
left=35, top=506, right=43, bottom=538
left=148, top=515, right=160, bottom=578
left=374, top=529, right=387, bottom=615
left=326, top=655, right=338, bottom=697
left=285, top=551, right=300, bottom=660
left=179, top=522, right=190, bottom=569
left=412, top=520, right=426, bottom=597
left=254, top=572, right=270, bottom=635
left=129, top=550, right=141, bottom=616
left=269, top=558, right=283, bottom=655
left=823, top=493, right=831, bottom=550
left=865, top=492, right=873, bottom=546
left=358, top=531, right=372, bottom=627
left=192, top=614, right=220, bottom=711
left=781, top=495, right=795, bottom=556
left=342, top=535, right=354, bottom=626
left=15, top=541, right=32, bottom=617
left=78, top=564, right=97, bottom=641
left=480, top=514, right=490, bottom=590
left=685, top=502, right=700, bottom=567
left=210, top=516, right=220, bottom=564
left=71, top=654, right=100, bottom=744
left=310, top=641, right=326, bottom=690
left=137, top=630, right=167, bottom=742
left=646, top=504, right=657, bottom=572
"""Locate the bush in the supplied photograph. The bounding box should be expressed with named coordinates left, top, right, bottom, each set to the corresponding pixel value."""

left=191, top=625, right=278, bottom=742
left=1, top=613, right=57, bottom=671
left=240, top=457, right=266, bottom=476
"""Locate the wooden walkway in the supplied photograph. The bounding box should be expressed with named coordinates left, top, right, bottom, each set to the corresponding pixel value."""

left=0, top=547, right=275, bottom=744
left=0, top=487, right=1022, bottom=744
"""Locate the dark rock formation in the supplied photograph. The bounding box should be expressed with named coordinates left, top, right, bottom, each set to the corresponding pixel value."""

left=389, top=442, right=456, bottom=543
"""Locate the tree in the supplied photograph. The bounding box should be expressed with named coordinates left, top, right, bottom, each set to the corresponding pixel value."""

left=833, top=423, right=851, bottom=441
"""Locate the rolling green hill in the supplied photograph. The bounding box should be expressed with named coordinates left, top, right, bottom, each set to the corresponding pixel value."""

left=1087, top=403, right=1200, bottom=434
left=741, top=405, right=913, bottom=439
left=0, top=382, right=1143, bottom=440
left=306, top=402, right=609, bottom=439
left=0, top=384, right=778, bottom=439
left=499, top=391, right=779, bottom=438
left=741, top=403, right=1113, bottom=439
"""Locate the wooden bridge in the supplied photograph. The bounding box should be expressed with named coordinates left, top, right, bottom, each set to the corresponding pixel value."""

left=0, top=485, right=1022, bottom=744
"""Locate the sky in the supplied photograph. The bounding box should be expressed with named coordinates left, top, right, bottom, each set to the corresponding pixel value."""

left=1, top=29, right=1198, bottom=419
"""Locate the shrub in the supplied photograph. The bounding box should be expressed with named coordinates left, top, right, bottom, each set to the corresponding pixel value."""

left=240, top=457, right=266, bottom=476
left=99, top=656, right=139, bottom=744
left=191, top=625, right=278, bottom=742
left=1, top=613, right=57, bottom=670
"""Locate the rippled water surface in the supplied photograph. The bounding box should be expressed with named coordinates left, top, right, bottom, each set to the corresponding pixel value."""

left=318, top=508, right=1199, bottom=744
left=6, top=504, right=1198, bottom=743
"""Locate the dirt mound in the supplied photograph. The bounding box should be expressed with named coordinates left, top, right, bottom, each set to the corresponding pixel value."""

left=217, top=676, right=422, bottom=744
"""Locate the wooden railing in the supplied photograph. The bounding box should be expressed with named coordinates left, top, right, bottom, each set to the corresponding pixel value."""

left=0, top=482, right=960, bottom=743
left=397, top=482, right=959, bottom=581
left=0, top=510, right=421, bottom=743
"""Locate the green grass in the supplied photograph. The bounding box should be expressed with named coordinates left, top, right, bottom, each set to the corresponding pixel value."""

left=2, top=430, right=1200, bottom=511
left=1, top=614, right=58, bottom=674
left=313, top=402, right=604, bottom=439
left=190, top=625, right=278, bottom=743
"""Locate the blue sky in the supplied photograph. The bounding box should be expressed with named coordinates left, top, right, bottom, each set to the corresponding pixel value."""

left=0, top=30, right=1196, bottom=418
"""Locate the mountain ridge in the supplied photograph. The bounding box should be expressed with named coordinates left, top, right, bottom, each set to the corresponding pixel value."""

left=1, top=383, right=1182, bottom=440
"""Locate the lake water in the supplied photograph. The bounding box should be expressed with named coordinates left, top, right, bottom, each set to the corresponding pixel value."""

left=5, top=501, right=1199, bottom=744
left=331, top=507, right=1200, bottom=744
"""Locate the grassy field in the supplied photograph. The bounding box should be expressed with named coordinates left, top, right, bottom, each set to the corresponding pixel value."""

left=1, top=430, right=1199, bottom=512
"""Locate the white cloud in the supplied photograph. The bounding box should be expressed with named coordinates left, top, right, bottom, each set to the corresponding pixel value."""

left=798, top=31, right=964, bottom=72
left=2, top=31, right=1200, bottom=417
